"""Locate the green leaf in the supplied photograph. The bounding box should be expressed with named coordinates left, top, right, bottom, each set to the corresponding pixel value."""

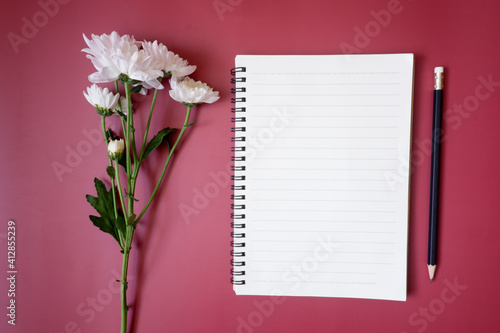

left=86, top=178, right=126, bottom=248
left=106, top=129, right=118, bottom=141
left=142, top=127, right=177, bottom=161
left=130, top=85, right=143, bottom=94
left=115, top=109, right=126, bottom=118
left=186, top=120, right=197, bottom=128
left=118, top=154, right=127, bottom=171
left=106, top=166, right=115, bottom=178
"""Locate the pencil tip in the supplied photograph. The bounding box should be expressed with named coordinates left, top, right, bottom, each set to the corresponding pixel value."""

left=428, top=265, right=436, bottom=282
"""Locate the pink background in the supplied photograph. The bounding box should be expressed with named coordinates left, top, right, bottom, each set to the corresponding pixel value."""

left=1, top=0, right=500, bottom=332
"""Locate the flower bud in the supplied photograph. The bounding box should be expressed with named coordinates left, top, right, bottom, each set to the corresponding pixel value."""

left=108, top=139, right=125, bottom=160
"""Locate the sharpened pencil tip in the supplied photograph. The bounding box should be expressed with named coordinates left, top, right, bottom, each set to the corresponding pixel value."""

left=428, top=265, right=436, bottom=282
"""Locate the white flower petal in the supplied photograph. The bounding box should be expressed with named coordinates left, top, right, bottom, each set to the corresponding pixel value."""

left=141, top=41, right=196, bottom=80
left=169, top=77, right=220, bottom=105
left=83, top=84, right=120, bottom=110
left=83, top=32, right=161, bottom=84
left=114, top=97, right=129, bottom=115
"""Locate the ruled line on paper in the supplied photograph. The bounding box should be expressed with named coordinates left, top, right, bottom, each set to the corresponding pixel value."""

left=252, top=104, right=401, bottom=107
left=254, top=81, right=401, bottom=86
left=248, top=189, right=397, bottom=192
left=253, top=92, right=400, bottom=96
left=252, top=157, right=399, bottom=160
left=250, top=199, right=396, bottom=202
left=250, top=240, right=396, bottom=244
left=251, top=178, right=396, bottom=181
left=252, top=218, right=396, bottom=223
left=251, top=71, right=402, bottom=75
left=250, top=260, right=396, bottom=265
left=250, top=208, right=396, bottom=212
left=251, top=228, right=396, bottom=232
left=248, top=126, right=399, bottom=129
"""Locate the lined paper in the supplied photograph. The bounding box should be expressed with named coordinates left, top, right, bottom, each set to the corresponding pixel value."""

left=232, top=54, right=414, bottom=301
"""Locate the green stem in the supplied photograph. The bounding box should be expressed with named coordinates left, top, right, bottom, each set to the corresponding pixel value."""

left=114, top=79, right=133, bottom=333
left=135, top=106, right=193, bottom=224
left=124, top=83, right=136, bottom=216
left=114, top=161, right=128, bottom=218
left=120, top=225, right=134, bottom=333
left=102, top=116, right=124, bottom=248
left=115, top=81, right=129, bottom=158
left=125, top=84, right=138, bottom=168
left=101, top=115, right=109, bottom=146
left=140, top=88, right=159, bottom=161
left=120, top=82, right=138, bottom=333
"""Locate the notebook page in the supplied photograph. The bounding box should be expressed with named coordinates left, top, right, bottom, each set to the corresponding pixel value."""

left=232, top=54, right=414, bottom=301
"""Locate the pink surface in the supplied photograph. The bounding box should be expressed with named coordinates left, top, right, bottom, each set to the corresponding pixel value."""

left=1, top=0, right=500, bottom=332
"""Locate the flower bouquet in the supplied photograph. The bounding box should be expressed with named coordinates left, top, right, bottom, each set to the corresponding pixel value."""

left=82, top=31, right=219, bottom=333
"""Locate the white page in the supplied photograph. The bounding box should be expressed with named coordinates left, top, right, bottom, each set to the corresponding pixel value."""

left=232, top=54, right=414, bottom=301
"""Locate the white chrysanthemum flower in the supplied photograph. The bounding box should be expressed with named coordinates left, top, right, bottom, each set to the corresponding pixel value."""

left=83, top=84, right=120, bottom=116
left=82, top=32, right=164, bottom=89
left=169, top=77, right=220, bottom=106
left=82, top=31, right=136, bottom=59
left=141, top=41, right=196, bottom=81
left=108, top=139, right=125, bottom=161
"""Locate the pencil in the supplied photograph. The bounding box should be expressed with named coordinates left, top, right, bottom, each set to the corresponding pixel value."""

left=428, top=66, right=444, bottom=282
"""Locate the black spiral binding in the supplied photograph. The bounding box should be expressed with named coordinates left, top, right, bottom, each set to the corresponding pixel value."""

left=230, top=66, right=247, bottom=285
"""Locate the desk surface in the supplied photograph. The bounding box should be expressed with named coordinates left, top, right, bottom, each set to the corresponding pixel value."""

left=1, top=1, right=499, bottom=332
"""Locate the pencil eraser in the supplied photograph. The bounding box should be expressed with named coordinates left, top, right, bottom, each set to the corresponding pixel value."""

left=434, top=66, right=444, bottom=73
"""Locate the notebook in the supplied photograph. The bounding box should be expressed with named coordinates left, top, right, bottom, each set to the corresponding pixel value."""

left=230, top=54, right=414, bottom=301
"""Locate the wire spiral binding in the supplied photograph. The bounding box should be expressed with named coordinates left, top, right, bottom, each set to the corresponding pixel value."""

left=230, top=66, right=247, bottom=285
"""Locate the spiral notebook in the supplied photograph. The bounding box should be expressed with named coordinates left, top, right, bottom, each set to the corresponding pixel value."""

left=230, top=54, right=414, bottom=301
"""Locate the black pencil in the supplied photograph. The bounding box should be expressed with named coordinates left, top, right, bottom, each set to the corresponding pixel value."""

left=428, top=66, right=444, bottom=282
